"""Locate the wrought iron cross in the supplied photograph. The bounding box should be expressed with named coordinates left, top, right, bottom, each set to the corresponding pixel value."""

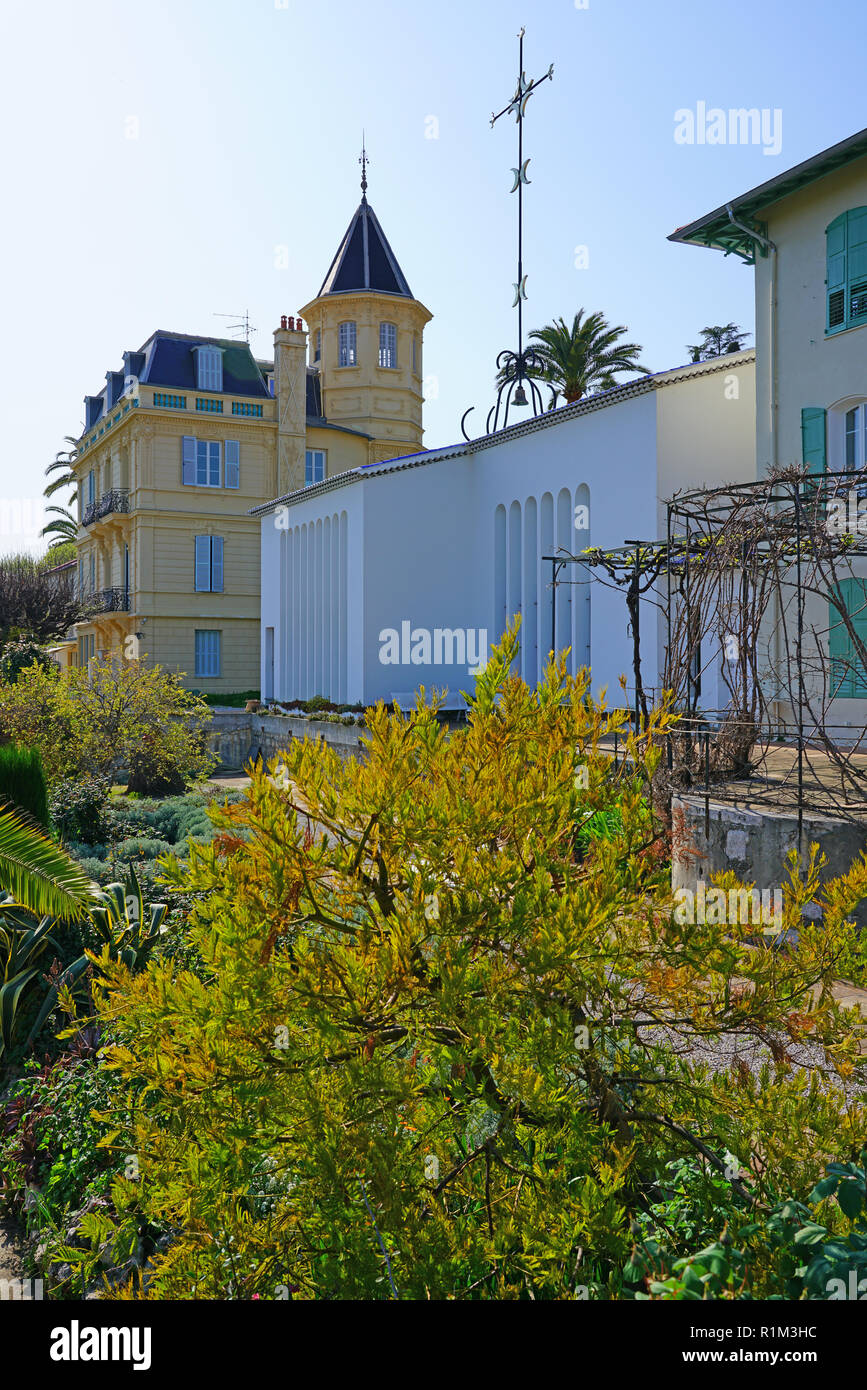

left=462, top=28, right=554, bottom=440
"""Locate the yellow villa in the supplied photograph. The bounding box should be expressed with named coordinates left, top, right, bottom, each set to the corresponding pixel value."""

left=69, top=175, right=432, bottom=694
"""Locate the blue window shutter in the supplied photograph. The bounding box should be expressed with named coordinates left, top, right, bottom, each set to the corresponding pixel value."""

left=225, top=441, right=240, bottom=489
left=211, top=536, right=224, bottom=592
left=801, top=407, right=826, bottom=475
left=195, top=536, right=211, bottom=592
left=182, top=437, right=196, bottom=486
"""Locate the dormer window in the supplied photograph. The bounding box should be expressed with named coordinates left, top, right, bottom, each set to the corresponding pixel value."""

left=379, top=322, right=397, bottom=368
left=194, top=345, right=223, bottom=392
left=338, top=322, right=357, bottom=367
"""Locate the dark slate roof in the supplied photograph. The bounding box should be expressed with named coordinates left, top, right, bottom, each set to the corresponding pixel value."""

left=140, top=331, right=270, bottom=397
left=318, top=198, right=413, bottom=298
left=82, top=332, right=270, bottom=432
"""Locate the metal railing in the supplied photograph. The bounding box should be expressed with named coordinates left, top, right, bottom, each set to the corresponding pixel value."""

left=86, top=587, right=130, bottom=614
left=82, top=489, right=130, bottom=527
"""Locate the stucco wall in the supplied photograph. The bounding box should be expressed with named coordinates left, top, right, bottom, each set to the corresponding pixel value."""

left=754, top=155, right=867, bottom=473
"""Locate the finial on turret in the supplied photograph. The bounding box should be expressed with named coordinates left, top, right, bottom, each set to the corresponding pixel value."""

left=359, top=133, right=369, bottom=200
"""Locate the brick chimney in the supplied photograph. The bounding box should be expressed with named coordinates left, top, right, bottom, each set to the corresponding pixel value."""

left=273, top=315, right=308, bottom=496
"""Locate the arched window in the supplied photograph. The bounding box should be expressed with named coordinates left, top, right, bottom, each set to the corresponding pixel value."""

left=826, top=208, right=867, bottom=334
left=338, top=322, right=357, bottom=367
left=379, top=322, right=397, bottom=368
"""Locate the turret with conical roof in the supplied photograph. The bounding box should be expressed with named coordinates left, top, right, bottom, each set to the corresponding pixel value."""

left=299, top=155, right=432, bottom=462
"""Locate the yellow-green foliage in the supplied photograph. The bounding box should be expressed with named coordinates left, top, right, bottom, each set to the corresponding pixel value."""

left=0, top=658, right=216, bottom=786
left=87, top=630, right=867, bottom=1300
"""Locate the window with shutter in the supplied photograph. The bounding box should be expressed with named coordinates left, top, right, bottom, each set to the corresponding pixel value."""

left=225, top=440, right=240, bottom=489
left=195, top=536, right=211, bottom=592
left=801, top=407, right=827, bottom=475
left=829, top=579, right=867, bottom=698
left=194, top=440, right=221, bottom=487
left=195, top=630, right=221, bottom=678
left=182, top=436, right=196, bottom=486
left=826, top=208, right=867, bottom=334
left=194, top=536, right=224, bottom=592
left=211, top=536, right=224, bottom=593
left=195, top=346, right=223, bottom=392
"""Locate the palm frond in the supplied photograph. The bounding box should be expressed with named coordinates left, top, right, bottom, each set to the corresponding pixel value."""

left=0, top=805, right=96, bottom=921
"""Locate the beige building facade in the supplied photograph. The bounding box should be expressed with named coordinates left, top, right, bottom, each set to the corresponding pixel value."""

left=70, top=184, right=431, bottom=693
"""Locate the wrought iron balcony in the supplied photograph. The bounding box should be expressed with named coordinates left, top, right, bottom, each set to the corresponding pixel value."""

left=82, top=489, right=130, bottom=527
left=87, top=587, right=130, bottom=614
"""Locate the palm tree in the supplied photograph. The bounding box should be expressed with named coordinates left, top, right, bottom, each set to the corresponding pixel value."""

left=687, top=324, right=751, bottom=362
left=44, top=436, right=80, bottom=503
left=499, top=311, right=651, bottom=406
left=0, top=805, right=95, bottom=920
left=41, top=505, right=79, bottom=546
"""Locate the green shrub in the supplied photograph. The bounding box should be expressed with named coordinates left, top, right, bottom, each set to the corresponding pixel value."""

left=0, top=658, right=216, bottom=786
left=0, top=743, right=50, bottom=827
left=200, top=690, right=260, bottom=708
left=0, top=639, right=54, bottom=685
left=49, top=776, right=112, bottom=844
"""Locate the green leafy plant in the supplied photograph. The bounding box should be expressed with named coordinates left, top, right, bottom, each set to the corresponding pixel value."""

left=49, top=776, right=112, bottom=845
left=0, top=743, right=50, bottom=827
left=0, top=640, right=54, bottom=686
left=0, top=658, right=217, bottom=788
left=83, top=627, right=867, bottom=1300
left=627, top=1152, right=867, bottom=1300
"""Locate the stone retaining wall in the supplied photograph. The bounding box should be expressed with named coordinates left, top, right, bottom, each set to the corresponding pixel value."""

left=205, top=710, right=366, bottom=770
left=671, top=795, right=867, bottom=927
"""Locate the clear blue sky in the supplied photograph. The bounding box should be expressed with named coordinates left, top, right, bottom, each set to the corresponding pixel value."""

left=2, top=0, right=865, bottom=552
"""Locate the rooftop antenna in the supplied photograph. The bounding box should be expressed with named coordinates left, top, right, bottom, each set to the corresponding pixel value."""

left=213, top=310, right=256, bottom=343
left=359, top=133, right=369, bottom=201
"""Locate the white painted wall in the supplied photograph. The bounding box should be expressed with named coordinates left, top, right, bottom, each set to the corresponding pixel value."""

left=261, top=358, right=757, bottom=712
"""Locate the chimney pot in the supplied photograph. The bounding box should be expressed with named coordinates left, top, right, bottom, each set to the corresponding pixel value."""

left=280, top=315, right=287, bottom=330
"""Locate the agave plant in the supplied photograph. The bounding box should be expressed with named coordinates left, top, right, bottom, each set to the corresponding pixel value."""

left=0, top=837, right=165, bottom=1061
left=87, top=862, right=168, bottom=971
left=0, top=910, right=61, bottom=1059
left=22, top=864, right=167, bottom=1053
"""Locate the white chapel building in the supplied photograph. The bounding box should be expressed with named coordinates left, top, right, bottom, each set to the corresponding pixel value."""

left=254, top=351, right=756, bottom=711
